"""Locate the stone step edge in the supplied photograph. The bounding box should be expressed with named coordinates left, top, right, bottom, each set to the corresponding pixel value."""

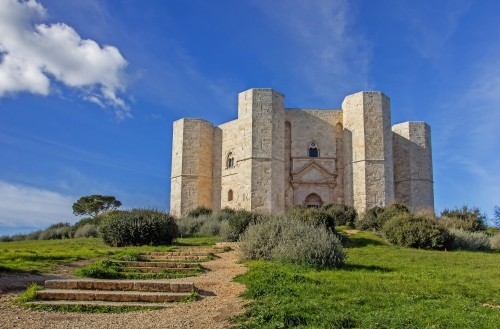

left=140, top=252, right=212, bottom=256
left=26, top=301, right=171, bottom=308
left=45, top=280, right=194, bottom=292
left=37, top=290, right=191, bottom=303
left=120, top=267, right=198, bottom=273
left=119, top=261, right=200, bottom=268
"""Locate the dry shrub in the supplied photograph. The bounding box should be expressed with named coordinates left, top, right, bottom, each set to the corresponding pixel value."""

left=239, top=215, right=345, bottom=268
left=74, top=224, right=99, bottom=238
left=490, top=234, right=500, bottom=250
left=448, top=228, right=491, bottom=251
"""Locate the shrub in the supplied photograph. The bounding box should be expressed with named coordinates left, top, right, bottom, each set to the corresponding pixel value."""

left=239, top=215, right=345, bottom=268
left=491, top=234, right=500, bottom=250
left=39, top=223, right=73, bottom=240
left=0, top=235, right=12, bottom=242
left=439, top=206, right=487, bottom=232
left=177, top=216, right=206, bottom=235
left=355, top=206, right=385, bottom=230
left=220, top=210, right=261, bottom=242
left=187, top=206, right=212, bottom=218
left=74, top=224, right=99, bottom=238
left=321, top=203, right=357, bottom=226
left=382, top=213, right=450, bottom=250
left=448, top=228, right=491, bottom=251
left=100, top=208, right=179, bottom=247
left=286, top=206, right=336, bottom=230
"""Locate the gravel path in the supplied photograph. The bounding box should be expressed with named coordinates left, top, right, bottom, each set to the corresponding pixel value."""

left=0, top=248, right=248, bottom=329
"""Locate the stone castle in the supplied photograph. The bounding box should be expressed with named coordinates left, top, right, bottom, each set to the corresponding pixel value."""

left=170, top=88, right=433, bottom=217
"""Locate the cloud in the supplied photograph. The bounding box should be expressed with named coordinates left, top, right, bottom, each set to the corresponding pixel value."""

left=0, top=0, right=129, bottom=118
left=253, top=0, right=370, bottom=102
left=0, top=180, right=75, bottom=228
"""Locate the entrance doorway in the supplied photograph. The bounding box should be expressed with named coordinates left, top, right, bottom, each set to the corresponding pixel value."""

left=305, top=193, right=322, bottom=208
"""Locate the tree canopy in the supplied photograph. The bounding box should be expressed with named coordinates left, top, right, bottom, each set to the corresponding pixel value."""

left=72, top=195, right=122, bottom=218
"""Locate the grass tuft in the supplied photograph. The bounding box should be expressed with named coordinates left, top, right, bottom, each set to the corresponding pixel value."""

left=15, top=283, right=43, bottom=304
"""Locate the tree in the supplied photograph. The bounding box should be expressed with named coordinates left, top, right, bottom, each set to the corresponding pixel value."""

left=72, top=195, right=122, bottom=218
left=494, top=206, right=500, bottom=228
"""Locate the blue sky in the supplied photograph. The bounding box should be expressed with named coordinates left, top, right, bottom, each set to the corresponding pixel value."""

left=1, top=0, right=499, bottom=235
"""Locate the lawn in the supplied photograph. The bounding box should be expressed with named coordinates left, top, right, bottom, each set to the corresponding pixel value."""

left=232, top=230, right=500, bottom=329
left=0, top=234, right=219, bottom=273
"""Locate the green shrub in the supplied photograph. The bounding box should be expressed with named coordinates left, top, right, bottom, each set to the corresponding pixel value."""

left=355, top=206, right=385, bottom=230
left=100, top=208, right=179, bottom=247
left=220, top=210, right=261, bottom=242
left=187, top=206, right=212, bottom=218
left=321, top=203, right=358, bottom=226
left=448, top=228, right=491, bottom=251
left=382, top=213, right=451, bottom=250
left=239, top=215, right=345, bottom=268
left=439, top=206, right=487, bottom=232
left=490, top=234, right=500, bottom=250
left=356, top=204, right=409, bottom=232
left=177, top=216, right=206, bottom=235
left=74, top=224, right=99, bottom=238
left=286, top=206, right=335, bottom=230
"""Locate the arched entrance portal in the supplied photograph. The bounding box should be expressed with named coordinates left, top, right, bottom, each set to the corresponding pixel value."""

left=304, top=193, right=323, bottom=208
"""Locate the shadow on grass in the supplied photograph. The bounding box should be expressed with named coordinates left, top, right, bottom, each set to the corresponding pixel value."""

left=344, top=237, right=386, bottom=248
left=341, top=264, right=393, bottom=272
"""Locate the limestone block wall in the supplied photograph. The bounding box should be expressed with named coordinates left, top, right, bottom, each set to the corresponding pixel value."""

left=247, top=89, right=285, bottom=212
left=342, top=92, right=394, bottom=213
left=170, top=118, right=213, bottom=217
left=392, top=122, right=434, bottom=212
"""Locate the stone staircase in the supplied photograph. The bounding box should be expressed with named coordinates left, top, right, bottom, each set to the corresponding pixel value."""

left=28, top=245, right=231, bottom=308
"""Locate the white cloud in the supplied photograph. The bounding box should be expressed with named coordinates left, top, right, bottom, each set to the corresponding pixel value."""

left=253, top=0, right=370, bottom=102
left=0, top=0, right=129, bottom=118
left=0, top=181, right=75, bottom=228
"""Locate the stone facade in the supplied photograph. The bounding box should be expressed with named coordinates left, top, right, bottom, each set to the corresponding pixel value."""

left=170, top=88, right=434, bottom=217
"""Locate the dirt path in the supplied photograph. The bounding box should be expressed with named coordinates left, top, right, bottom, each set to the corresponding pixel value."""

left=0, top=248, right=248, bottom=329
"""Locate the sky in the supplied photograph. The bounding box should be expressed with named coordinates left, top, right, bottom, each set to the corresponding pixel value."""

left=1, top=0, right=499, bottom=235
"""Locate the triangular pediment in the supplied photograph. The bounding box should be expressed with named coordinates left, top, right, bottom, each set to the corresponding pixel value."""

left=291, top=160, right=336, bottom=181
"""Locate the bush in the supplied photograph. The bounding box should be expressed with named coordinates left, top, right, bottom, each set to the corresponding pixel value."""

left=239, top=215, right=345, bottom=268
left=187, top=206, right=212, bottom=218
left=321, top=203, right=357, bottom=226
left=491, top=234, right=500, bottom=250
left=74, top=224, right=99, bottom=238
left=286, top=206, right=336, bottom=230
left=74, top=259, right=121, bottom=279
left=355, top=206, right=385, bottom=231
left=177, top=216, right=206, bottom=235
left=382, top=213, right=451, bottom=250
left=39, top=223, right=73, bottom=240
left=448, top=228, right=491, bottom=251
left=220, top=210, right=261, bottom=242
left=356, top=204, right=410, bottom=231
left=0, top=235, right=12, bottom=242
left=100, top=208, right=179, bottom=247
left=439, top=206, right=487, bottom=232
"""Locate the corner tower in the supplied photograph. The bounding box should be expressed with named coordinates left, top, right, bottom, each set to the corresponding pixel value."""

left=170, top=118, right=213, bottom=217
left=392, top=122, right=434, bottom=212
left=238, top=88, right=285, bottom=212
left=342, top=92, right=395, bottom=212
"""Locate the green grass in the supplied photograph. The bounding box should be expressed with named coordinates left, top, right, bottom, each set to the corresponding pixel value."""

left=0, top=235, right=218, bottom=273
left=232, top=230, right=500, bottom=329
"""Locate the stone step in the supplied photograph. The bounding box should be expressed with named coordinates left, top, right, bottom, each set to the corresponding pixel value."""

left=27, top=300, right=171, bottom=308
left=176, top=247, right=228, bottom=252
left=120, top=261, right=199, bottom=268
left=121, top=267, right=198, bottom=273
left=140, top=255, right=210, bottom=261
left=37, top=289, right=191, bottom=303
left=45, top=280, right=194, bottom=292
left=141, top=251, right=212, bottom=256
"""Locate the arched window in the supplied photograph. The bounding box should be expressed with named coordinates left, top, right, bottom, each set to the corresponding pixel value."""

left=308, top=142, right=319, bottom=157
left=227, top=152, right=235, bottom=168
left=228, top=189, right=233, bottom=201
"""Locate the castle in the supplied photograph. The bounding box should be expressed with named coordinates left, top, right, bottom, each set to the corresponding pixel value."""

left=170, top=88, right=433, bottom=217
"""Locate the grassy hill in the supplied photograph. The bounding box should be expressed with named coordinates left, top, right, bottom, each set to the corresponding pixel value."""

left=232, top=230, right=500, bottom=328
